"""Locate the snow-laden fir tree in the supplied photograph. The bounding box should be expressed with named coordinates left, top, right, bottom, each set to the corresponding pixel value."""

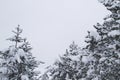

left=43, top=42, right=91, bottom=80
left=50, top=42, right=80, bottom=80
left=0, top=26, right=40, bottom=80
left=84, top=0, right=120, bottom=79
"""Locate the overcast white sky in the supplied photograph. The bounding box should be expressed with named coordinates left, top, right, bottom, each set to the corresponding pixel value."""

left=0, top=0, right=109, bottom=71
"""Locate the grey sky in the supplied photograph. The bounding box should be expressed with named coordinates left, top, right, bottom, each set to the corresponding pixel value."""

left=0, top=0, right=109, bottom=70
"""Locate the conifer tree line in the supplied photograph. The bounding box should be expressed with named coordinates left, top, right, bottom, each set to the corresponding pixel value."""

left=40, top=0, right=120, bottom=80
left=0, top=0, right=120, bottom=80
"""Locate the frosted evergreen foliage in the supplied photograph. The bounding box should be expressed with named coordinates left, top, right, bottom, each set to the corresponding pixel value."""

left=36, top=0, right=120, bottom=80
left=0, top=26, right=40, bottom=80
left=43, top=42, right=91, bottom=80
left=84, top=0, right=120, bottom=79
left=99, top=0, right=120, bottom=13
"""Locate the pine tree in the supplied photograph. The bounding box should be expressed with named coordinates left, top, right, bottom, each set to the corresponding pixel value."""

left=44, top=42, right=90, bottom=80
left=50, top=42, right=79, bottom=80
left=0, top=25, right=41, bottom=80
left=84, top=0, right=120, bottom=79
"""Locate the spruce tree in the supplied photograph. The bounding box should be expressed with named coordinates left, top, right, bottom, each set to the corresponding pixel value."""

left=0, top=26, right=40, bottom=80
left=50, top=42, right=79, bottom=80
left=44, top=42, right=90, bottom=80
left=84, top=0, right=120, bottom=79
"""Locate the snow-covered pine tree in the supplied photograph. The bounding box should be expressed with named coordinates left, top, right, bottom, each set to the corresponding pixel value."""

left=43, top=42, right=90, bottom=80
left=0, top=26, right=40, bottom=80
left=50, top=42, right=79, bottom=80
left=84, top=0, right=120, bottom=79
